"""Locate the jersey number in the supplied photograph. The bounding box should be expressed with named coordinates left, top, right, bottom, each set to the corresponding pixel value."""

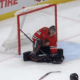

left=37, top=31, right=41, bottom=35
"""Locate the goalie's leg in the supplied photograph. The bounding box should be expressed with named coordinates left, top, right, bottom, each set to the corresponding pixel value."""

left=52, top=49, right=64, bottom=64
left=23, top=51, right=31, bottom=61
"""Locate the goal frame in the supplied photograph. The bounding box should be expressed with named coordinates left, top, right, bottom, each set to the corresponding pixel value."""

left=17, top=4, right=57, bottom=55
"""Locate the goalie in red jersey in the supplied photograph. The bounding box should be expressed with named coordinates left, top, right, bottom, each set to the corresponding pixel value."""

left=23, top=25, right=64, bottom=64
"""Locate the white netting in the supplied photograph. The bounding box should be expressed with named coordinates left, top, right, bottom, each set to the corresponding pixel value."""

left=0, top=4, right=56, bottom=54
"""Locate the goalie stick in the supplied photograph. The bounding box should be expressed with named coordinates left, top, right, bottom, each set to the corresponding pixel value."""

left=20, top=29, right=34, bottom=44
left=39, top=71, right=61, bottom=80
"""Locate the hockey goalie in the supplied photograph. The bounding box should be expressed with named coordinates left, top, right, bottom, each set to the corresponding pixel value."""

left=23, top=25, right=64, bottom=64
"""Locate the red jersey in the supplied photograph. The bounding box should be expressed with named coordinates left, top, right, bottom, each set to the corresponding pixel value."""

left=32, top=27, right=57, bottom=54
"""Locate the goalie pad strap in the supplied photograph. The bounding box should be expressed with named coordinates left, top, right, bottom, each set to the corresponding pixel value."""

left=30, top=54, right=45, bottom=62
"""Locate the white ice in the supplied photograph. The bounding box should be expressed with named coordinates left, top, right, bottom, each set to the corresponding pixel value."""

left=0, top=1, right=80, bottom=80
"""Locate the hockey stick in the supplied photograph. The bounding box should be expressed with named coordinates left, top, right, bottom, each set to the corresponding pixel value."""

left=20, top=29, right=34, bottom=44
left=39, top=71, right=61, bottom=80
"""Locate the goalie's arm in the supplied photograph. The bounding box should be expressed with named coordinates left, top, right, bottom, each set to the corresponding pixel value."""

left=32, top=28, right=43, bottom=53
left=32, top=28, right=43, bottom=42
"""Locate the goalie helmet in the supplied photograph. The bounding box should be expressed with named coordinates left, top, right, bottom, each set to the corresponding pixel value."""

left=49, top=25, right=56, bottom=36
left=70, top=73, right=78, bottom=80
left=49, top=25, right=56, bottom=32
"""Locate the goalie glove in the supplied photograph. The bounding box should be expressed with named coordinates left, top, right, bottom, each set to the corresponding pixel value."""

left=33, top=39, right=42, bottom=53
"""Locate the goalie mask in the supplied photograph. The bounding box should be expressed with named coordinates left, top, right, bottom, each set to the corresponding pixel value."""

left=70, top=73, right=78, bottom=80
left=49, top=25, right=56, bottom=37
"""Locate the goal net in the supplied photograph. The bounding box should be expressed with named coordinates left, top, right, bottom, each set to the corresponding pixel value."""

left=0, top=4, right=57, bottom=55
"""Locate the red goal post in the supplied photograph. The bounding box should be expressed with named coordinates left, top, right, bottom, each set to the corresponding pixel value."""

left=17, top=4, right=57, bottom=55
